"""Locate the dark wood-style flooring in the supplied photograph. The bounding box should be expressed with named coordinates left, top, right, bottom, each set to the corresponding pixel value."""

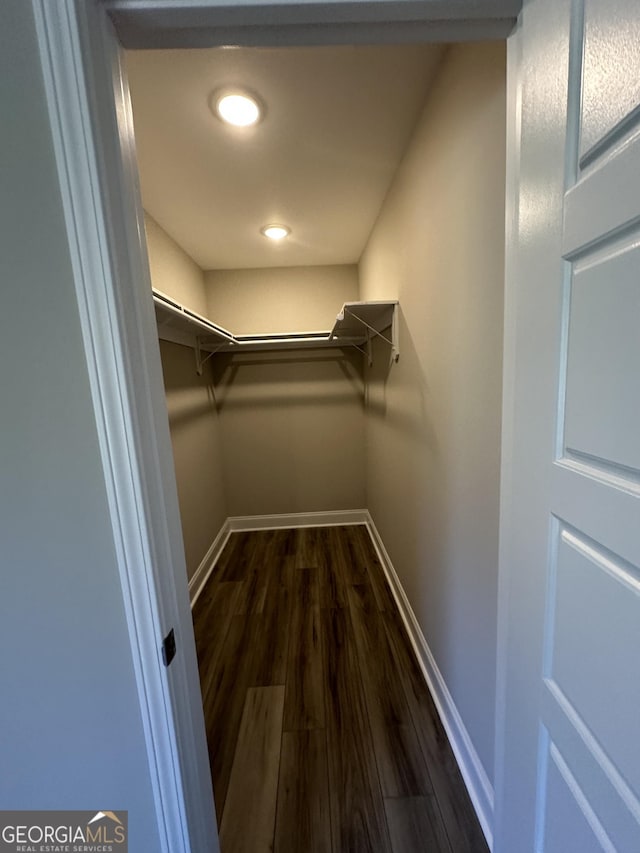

left=192, top=525, right=489, bottom=853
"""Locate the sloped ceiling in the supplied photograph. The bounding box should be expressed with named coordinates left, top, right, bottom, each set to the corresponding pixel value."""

left=126, top=44, right=443, bottom=270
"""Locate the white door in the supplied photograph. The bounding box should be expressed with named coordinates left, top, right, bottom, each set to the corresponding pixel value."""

left=496, top=0, right=640, bottom=850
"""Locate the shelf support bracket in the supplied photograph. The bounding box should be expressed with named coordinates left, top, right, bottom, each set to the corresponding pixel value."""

left=390, top=304, right=400, bottom=366
left=343, top=306, right=400, bottom=366
left=195, top=338, right=225, bottom=376
left=348, top=340, right=370, bottom=363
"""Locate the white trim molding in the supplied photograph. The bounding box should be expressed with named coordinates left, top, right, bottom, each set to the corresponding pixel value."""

left=493, top=10, right=522, bottom=847
left=32, top=2, right=218, bottom=851
left=104, top=0, right=520, bottom=49
left=188, top=511, right=368, bottom=609
left=189, top=520, right=232, bottom=607
left=228, top=508, right=369, bottom=531
left=364, top=512, right=495, bottom=850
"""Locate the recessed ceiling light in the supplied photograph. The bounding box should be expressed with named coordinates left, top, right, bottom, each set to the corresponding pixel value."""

left=261, top=224, right=290, bottom=241
left=213, top=91, right=262, bottom=127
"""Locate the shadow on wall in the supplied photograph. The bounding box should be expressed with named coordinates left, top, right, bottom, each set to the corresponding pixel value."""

left=364, top=289, right=502, bottom=729
left=363, top=308, right=455, bottom=664
left=365, top=310, right=439, bottom=455
left=212, top=348, right=365, bottom=412
left=166, top=392, right=217, bottom=428
left=212, top=344, right=368, bottom=515
left=160, top=341, right=218, bottom=428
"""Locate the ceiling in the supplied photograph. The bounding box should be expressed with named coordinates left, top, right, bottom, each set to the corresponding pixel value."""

left=126, top=44, right=443, bottom=271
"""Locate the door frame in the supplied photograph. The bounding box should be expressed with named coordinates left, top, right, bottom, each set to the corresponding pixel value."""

left=32, top=0, right=522, bottom=850
left=493, top=9, right=523, bottom=850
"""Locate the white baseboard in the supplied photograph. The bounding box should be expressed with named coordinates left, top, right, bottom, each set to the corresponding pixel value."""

left=364, top=512, right=495, bottom=850
left=188, top=519, right=231, bottom=607
left=188, top=510, right=367, bottom=606
left=227, top=509, right=368, bottom=531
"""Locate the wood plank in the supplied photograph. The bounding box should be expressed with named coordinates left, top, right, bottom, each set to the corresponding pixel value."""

left=317, top=527, right=347, bottom=609
left=353, top=525, right=397, bottom=612
left=235, top=529, right=296, bottom=610
left=251, top=579, right=292, bottom=687
left=385, top=797, right=451, bottom=853
left=248, top=530, right=294, bottom=686
left=293, top=526, right=326, bottom=569
left=283, top=568, right=325, bottom=731
left=192, top=559, right=234, bottom=618
left=342, top=524, right=372, bottom=584
left=274, top=729, right=331, bottom=853
left=348, top=583, right=436, bottom=799
left=193, top=581, right=242, bottom=699
left=268, top=527, right=297, bottom=571
left=202, top=614, right=262, bottom=820
left=235, top=565, right=269, bottom=615
left=192, top=577, right=239, bottom=646
left=220, top=686, right=285, bottom=853
left=207, top=530, right=239, bottom=580
left=217, top=531, right=253, bottom=582
left=327, top=524, right=368, bottom=585
left=234, top=531, right=271, bottom=613
left=323, top=606, right=393, bottom=853
left=383, top=607, right=489, bottom=852
left=266, top=528, right=298, bottom=592
left=201, top=530, right=295, bottom=818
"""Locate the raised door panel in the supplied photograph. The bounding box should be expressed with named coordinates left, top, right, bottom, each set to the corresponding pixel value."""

left=541, top=741, right=614, bottom=853
left=563, top=242, right=640, bottom=476
left=580, top=0, right=640, bottom=164
left=544, top=527, right=640, bottom=802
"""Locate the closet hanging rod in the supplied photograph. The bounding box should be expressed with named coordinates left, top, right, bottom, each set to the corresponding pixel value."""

left=219, top=331, right=365, bottom=351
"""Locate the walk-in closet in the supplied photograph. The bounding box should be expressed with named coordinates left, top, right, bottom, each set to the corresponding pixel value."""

left=125, top=39, right=506, bottom=853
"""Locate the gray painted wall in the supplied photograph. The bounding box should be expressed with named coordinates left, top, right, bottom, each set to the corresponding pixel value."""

left=144, top=214, right=227, bottom=580
left=205, top=265, right=366, bottom=517
left=205, top=265, right=360, bottom=335
left=145, top=211, right=208, bottom=316
left=214, top=347, right=366, bottom=517
left=0, top=3, right=161, bottom=847
left=160, top=340, right=227, bottom=580
left=360, top=42, right=506, bottom=785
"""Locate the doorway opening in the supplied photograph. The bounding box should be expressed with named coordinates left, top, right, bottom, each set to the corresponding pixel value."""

left=124, top=37, right=506, bottom=852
